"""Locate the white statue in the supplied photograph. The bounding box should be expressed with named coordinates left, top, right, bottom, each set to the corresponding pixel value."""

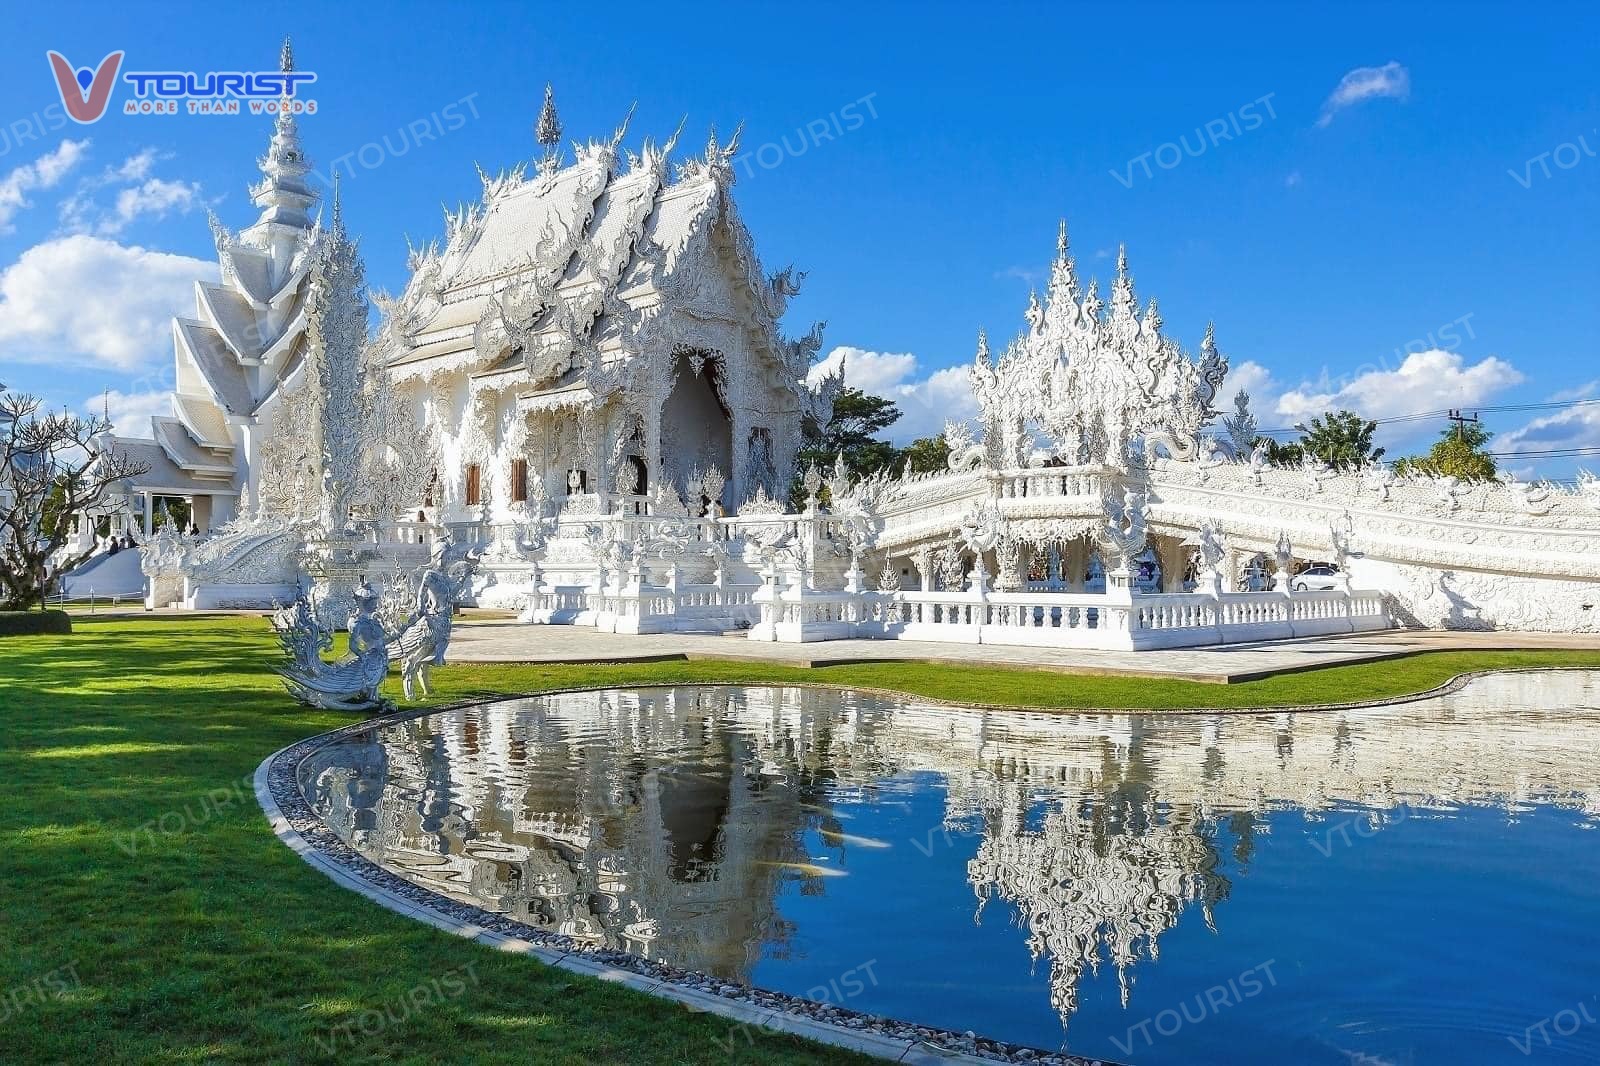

left=273, top=583, right=393, bottom=711
left=1188, top=521, right=1227, bottom=577
left=387, top=538, right=482, bottom=699
left=1100, top=488, right=1149, bottom=568
left=1249, top=440, right=1271, bottom=486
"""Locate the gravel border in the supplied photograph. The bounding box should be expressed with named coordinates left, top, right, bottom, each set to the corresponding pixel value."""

left=257, top=667, right=1592, bottom=1063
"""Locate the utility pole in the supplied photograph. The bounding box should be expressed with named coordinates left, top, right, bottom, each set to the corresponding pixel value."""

left=1446, top=408, right=1479, bottom=442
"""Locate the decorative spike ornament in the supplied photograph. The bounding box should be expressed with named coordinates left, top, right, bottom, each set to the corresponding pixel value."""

left=535, top=84, right=562, bottom=174
left=1046, top=218, right=1078, bottom=310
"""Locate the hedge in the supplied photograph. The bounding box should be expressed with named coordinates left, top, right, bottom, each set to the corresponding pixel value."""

left=0, top=610, right=73, bottom=636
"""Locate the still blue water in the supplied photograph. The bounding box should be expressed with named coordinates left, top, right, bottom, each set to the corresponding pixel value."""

left=299, top=671, right=1600, bottom=1064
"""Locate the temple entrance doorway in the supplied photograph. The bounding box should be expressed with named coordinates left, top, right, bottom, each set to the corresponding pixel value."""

left=659, top=350, right=733, bottom=499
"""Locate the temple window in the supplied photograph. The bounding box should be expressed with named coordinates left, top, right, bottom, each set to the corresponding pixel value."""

left=465, top=464, right=481, bottom=506
left=511, top=459, right=528, bottom=503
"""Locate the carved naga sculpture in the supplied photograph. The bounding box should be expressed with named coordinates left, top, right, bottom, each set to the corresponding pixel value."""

left=273, top=583, right=393, bottom=712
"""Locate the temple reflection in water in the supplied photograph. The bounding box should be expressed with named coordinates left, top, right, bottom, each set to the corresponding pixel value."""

left=299, top=671, right=1600, bottom=1033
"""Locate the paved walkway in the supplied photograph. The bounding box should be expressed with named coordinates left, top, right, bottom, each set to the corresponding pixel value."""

left=444, top=617, right=1600, bottom=684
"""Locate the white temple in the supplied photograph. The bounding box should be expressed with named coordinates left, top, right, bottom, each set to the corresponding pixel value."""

left=102, top=45, right=1600, bottom=640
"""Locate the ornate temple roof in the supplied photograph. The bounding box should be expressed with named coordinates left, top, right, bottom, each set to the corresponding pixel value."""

left=105, top=436, right=236, bottom=495
left=378, top=100, right=817, bottom=407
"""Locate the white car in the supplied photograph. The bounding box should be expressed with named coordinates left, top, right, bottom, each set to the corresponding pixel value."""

left=1291, top=564, right=1343, bottom=592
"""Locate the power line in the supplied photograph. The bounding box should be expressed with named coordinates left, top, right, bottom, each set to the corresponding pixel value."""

left=1489, top=447, right=1600, bottom=458
left=1257, top=396, right=1600, bottom=435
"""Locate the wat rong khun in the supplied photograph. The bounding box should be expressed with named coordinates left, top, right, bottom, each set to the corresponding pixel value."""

left=58, top=73, right=1600, bottom=647
left=16, top=49, right=1600, bottom=1066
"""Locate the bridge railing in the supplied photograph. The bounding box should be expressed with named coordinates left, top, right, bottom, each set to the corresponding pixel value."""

left=855, top=584, right=1388, bottom=650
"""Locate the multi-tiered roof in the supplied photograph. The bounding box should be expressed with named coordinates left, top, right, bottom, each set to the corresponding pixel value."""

left=378, top=98, right=825, bottom=420
left=117, top=38, right=321, bottom=501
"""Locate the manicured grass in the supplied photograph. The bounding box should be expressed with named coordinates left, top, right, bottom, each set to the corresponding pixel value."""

left=2, top=614, right=1598, bottom=1063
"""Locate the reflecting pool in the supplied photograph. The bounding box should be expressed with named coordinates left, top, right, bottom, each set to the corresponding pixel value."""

left=299, top=671, right=1600, bottom=1064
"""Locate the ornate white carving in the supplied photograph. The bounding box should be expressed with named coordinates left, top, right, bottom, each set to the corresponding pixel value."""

left=970, top=223, right=1226, bottom=470
left=272, top=583, right=392, bottom=711
left=385, top=539, right=482, bottom=699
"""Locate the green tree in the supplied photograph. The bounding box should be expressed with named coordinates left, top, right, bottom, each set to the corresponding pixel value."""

left=899, top=434, right=951, bottom=474
left=1394, top=422, right=1498, bottom=481
left=1294, top=410, right=1385, bottom=469
left=1258, top=437, right=1304, bottom=466
left=791, top=387, right=903, bottom=506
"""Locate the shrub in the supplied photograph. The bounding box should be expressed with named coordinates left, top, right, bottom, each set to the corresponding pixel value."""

left=0, top=610, right=73, bottom=637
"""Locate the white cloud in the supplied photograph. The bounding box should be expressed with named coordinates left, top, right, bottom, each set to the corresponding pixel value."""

left=0, top=235, right=213, bottom=371
left=1285, top=170, right=1303, bottom=188
left=807, top=345, right=977, bottom=444
left=0, top=139, right=91, bottom=231
left=89, top=388, right=172, bottom=435
left=1499, top=401, right=1600, bottom=456
left=105, top=178, right=204, bottom=234
left=111, top=149, right=160, bottom=183
left=1549, top=380, right=1600, bottom=403
left=1317, top=61, right=1411, bottom=127
left=1216, top=360, right=1277, bottom=416
left=993, top=265, right=1042, bottom=288
left=60, top=149, right=204, bottom=236
left=1273, top=349, right=1522, bottom=424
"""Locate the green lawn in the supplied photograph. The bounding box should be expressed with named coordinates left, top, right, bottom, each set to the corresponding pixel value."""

left=2, top=614, right=1598, bottom=1064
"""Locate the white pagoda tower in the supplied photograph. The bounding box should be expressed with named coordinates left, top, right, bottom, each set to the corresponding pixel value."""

left=108, top=38, right=322, bottom=533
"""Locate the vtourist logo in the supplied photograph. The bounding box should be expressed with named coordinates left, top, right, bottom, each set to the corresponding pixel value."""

left=44, top=50, right=318, bottom=121
left=0, top=960, right=82, bottom=1023
left=1109, top=959, right=1280, bottom=1056
left=45, top=51, right=124, bottom=124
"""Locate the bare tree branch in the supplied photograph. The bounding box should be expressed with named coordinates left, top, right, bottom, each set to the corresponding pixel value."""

left=0, top=382, right=150, bottom=610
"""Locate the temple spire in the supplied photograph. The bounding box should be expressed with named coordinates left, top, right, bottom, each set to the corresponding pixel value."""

left=535, top=84, right=562, bottom=174
left=247, top=37, right=317, bottom=234
left=1111, top=243, right=1137, bottom=317
left=1046, top=217, right=1078, bottom=309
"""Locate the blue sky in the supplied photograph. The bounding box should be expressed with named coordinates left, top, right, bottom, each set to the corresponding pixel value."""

left=0, top=1, right=1595, bottom=473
